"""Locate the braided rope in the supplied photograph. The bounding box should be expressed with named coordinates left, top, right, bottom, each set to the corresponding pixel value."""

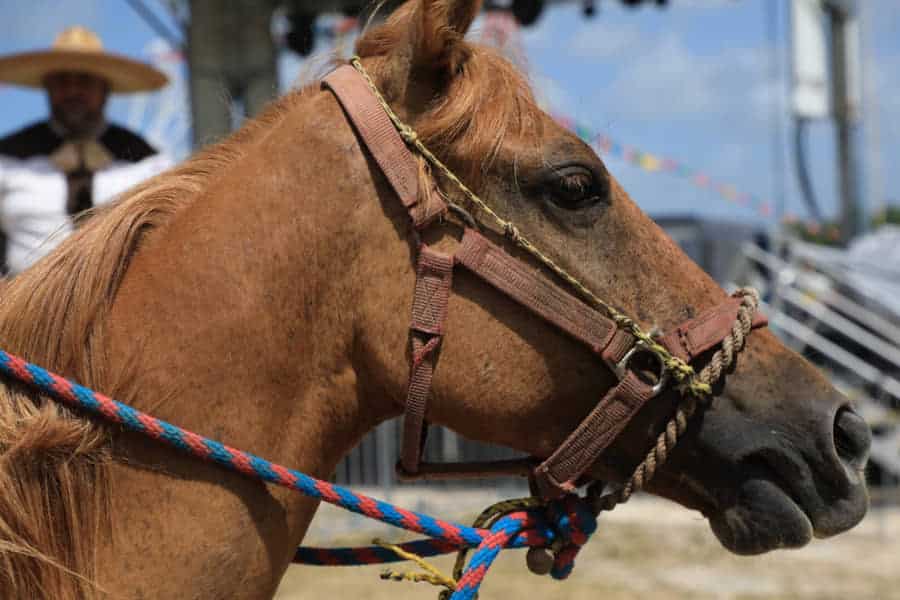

left=0, top=348, right=596, bottom=599
left=449, top=497, right=544, bottom=586
left=372, top=492, right=600, bottom=599
left=594, top=288, right=759, bottom=512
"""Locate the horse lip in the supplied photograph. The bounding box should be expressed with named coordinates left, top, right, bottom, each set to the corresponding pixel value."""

left=737, top=448, right=841, bottom=537
left=688, top=434, right=868, bottom=546
left=694, top=452, right=819, bottom=554
left=708, top=477, right=815, bottom=555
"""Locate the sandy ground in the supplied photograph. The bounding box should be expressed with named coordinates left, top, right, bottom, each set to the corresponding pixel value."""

left=275, top=487, right=900, bottom=600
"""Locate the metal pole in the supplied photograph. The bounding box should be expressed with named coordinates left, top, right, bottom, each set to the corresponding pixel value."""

left=767, top=0, right=787, bottom=229
left=767, top=0, right=788, bottom=323
left=187, top=0, right=278, bottom=148
left=827, top=3, right=863, bottom=244
left=376, top=420, right=395, bottom=499
left=859, top=0, right=885, bottom=221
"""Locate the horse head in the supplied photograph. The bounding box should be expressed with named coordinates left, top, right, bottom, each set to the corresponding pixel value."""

left=348, top=0, right=870, bottom=555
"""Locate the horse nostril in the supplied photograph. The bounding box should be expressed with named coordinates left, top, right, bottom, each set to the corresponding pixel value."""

left=833, top=407, right=871, bottom=470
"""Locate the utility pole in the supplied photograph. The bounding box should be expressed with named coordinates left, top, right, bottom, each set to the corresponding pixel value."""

left=187, top=0, right=279, bottom=148
left=791, top=0, right=862, bottom=245
left=826, top=1, right=863, bottom=243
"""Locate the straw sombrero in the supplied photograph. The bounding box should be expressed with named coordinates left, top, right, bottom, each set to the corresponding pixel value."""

left=0, top=26, right=168, bottom=93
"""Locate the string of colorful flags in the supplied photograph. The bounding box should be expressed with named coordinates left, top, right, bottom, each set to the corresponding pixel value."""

left=554, top=116, right=773, bottom=219
left=474, top=14, right=775, bottom=221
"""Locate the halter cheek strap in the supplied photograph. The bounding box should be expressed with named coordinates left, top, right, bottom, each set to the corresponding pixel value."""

left=403, top=247, right=453, bottom=474
left=322, top=64, right=767, bottom=500
left=320, top=64, right=446, bottom=228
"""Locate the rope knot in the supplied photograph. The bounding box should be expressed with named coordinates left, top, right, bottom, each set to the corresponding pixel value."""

left=526, top=494, right=598, bottom=580
left=400, top=125, right=419, bottom=144
left=503, top=222, right=521, bottom=243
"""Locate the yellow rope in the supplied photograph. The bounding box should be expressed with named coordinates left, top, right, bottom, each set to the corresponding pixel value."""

left=348, top=56, right=711, bottom=400
left=375, top=497, right=543, bottom=598
left=375, top=538, right=458, bottom=593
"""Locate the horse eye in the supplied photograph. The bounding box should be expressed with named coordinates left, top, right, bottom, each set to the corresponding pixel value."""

left=548, top=165, right=605, bottom=210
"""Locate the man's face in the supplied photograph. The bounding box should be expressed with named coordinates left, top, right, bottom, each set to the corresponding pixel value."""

left=44, top=71, right=109, bottom=137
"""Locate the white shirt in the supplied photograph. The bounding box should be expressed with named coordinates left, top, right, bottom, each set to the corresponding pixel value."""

left=0, top=122, right=173, bottom=274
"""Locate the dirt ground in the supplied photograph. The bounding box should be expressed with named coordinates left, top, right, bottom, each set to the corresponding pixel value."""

left=275, top=488, right=900, bottom=600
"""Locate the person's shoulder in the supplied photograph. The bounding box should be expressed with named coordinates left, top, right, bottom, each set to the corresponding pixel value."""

left=100, top=124, right=159, bottom=163
left=0, top=121, right=61, bottom=159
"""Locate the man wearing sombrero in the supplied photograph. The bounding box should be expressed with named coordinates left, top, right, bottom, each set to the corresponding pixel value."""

left=0, top=26, right=172, bottom=275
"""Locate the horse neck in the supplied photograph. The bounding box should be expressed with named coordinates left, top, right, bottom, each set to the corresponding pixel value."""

left=93, top=87, right=408, bottom=598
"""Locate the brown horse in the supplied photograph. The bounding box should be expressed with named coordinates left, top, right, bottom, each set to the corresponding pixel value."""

left=0, top=1, right=870, bottom=598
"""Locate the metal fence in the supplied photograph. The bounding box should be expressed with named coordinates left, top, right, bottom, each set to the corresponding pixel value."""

left=737, top=240, right=900, bottom=485
left=332, top=419, right=526, bottom=489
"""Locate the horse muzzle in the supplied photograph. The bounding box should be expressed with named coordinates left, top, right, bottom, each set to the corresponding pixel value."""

left=685, top=386, right=871, bottom=555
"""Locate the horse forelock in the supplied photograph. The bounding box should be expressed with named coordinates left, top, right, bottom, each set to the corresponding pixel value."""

left=356, top=15, right=545, bottom=187
left=419, top=49, right=545, bottom=183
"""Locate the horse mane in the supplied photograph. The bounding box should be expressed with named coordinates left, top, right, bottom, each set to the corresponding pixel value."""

left=0, top=8, right=546, bottom=595
left=0, top=94, right=301, bottom=599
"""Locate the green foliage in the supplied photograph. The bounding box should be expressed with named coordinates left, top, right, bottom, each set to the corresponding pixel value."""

left=782, top=217, right=843, bottom=246
left=871, top=204, right=900, bottom=228
left=783, top=203, right=900, bottom=246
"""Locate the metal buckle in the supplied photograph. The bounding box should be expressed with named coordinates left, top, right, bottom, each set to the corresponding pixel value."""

left=610, top=340, right=670, bottom=397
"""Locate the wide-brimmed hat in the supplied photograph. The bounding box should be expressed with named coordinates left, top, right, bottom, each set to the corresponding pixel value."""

left=0, top=26, right=168, bottom=93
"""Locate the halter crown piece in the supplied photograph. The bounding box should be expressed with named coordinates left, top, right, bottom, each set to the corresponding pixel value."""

left=0, top=58, right=764, bottom=600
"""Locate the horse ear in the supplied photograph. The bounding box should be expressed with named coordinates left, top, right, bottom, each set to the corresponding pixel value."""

left=409, top=0, right=482, bottom=73
left=356, top=0, right=482, bottom=99
left=443, top=0, right=482, bottom=35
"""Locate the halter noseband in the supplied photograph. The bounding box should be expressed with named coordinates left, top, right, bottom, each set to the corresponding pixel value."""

left=322, top=60, right=766, bottom=503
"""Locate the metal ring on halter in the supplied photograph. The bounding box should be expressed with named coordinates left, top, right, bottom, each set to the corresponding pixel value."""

left=610, top=341, right=669, bottom=397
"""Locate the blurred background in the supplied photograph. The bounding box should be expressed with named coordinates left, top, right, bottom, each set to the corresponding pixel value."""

left=2, top=1, right=899, bottom=597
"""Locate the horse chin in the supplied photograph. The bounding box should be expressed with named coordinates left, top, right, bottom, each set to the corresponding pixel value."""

left=706, top=477, right=814, bottom=555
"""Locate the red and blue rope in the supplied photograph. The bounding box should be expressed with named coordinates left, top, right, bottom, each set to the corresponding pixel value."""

left=0, top=348, right=597, bottom=598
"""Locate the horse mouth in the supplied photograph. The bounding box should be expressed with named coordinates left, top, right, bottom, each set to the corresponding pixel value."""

left=707, top=474, right=814, bottom=555
left=702, top=454, right=866, bottom=555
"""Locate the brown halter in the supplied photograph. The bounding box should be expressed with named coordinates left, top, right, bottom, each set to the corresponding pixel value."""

left=322, top=63, right=767, bottom=500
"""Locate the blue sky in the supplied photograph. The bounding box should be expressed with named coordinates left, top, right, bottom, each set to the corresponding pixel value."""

left=1, top=0, right=898, bottom=227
